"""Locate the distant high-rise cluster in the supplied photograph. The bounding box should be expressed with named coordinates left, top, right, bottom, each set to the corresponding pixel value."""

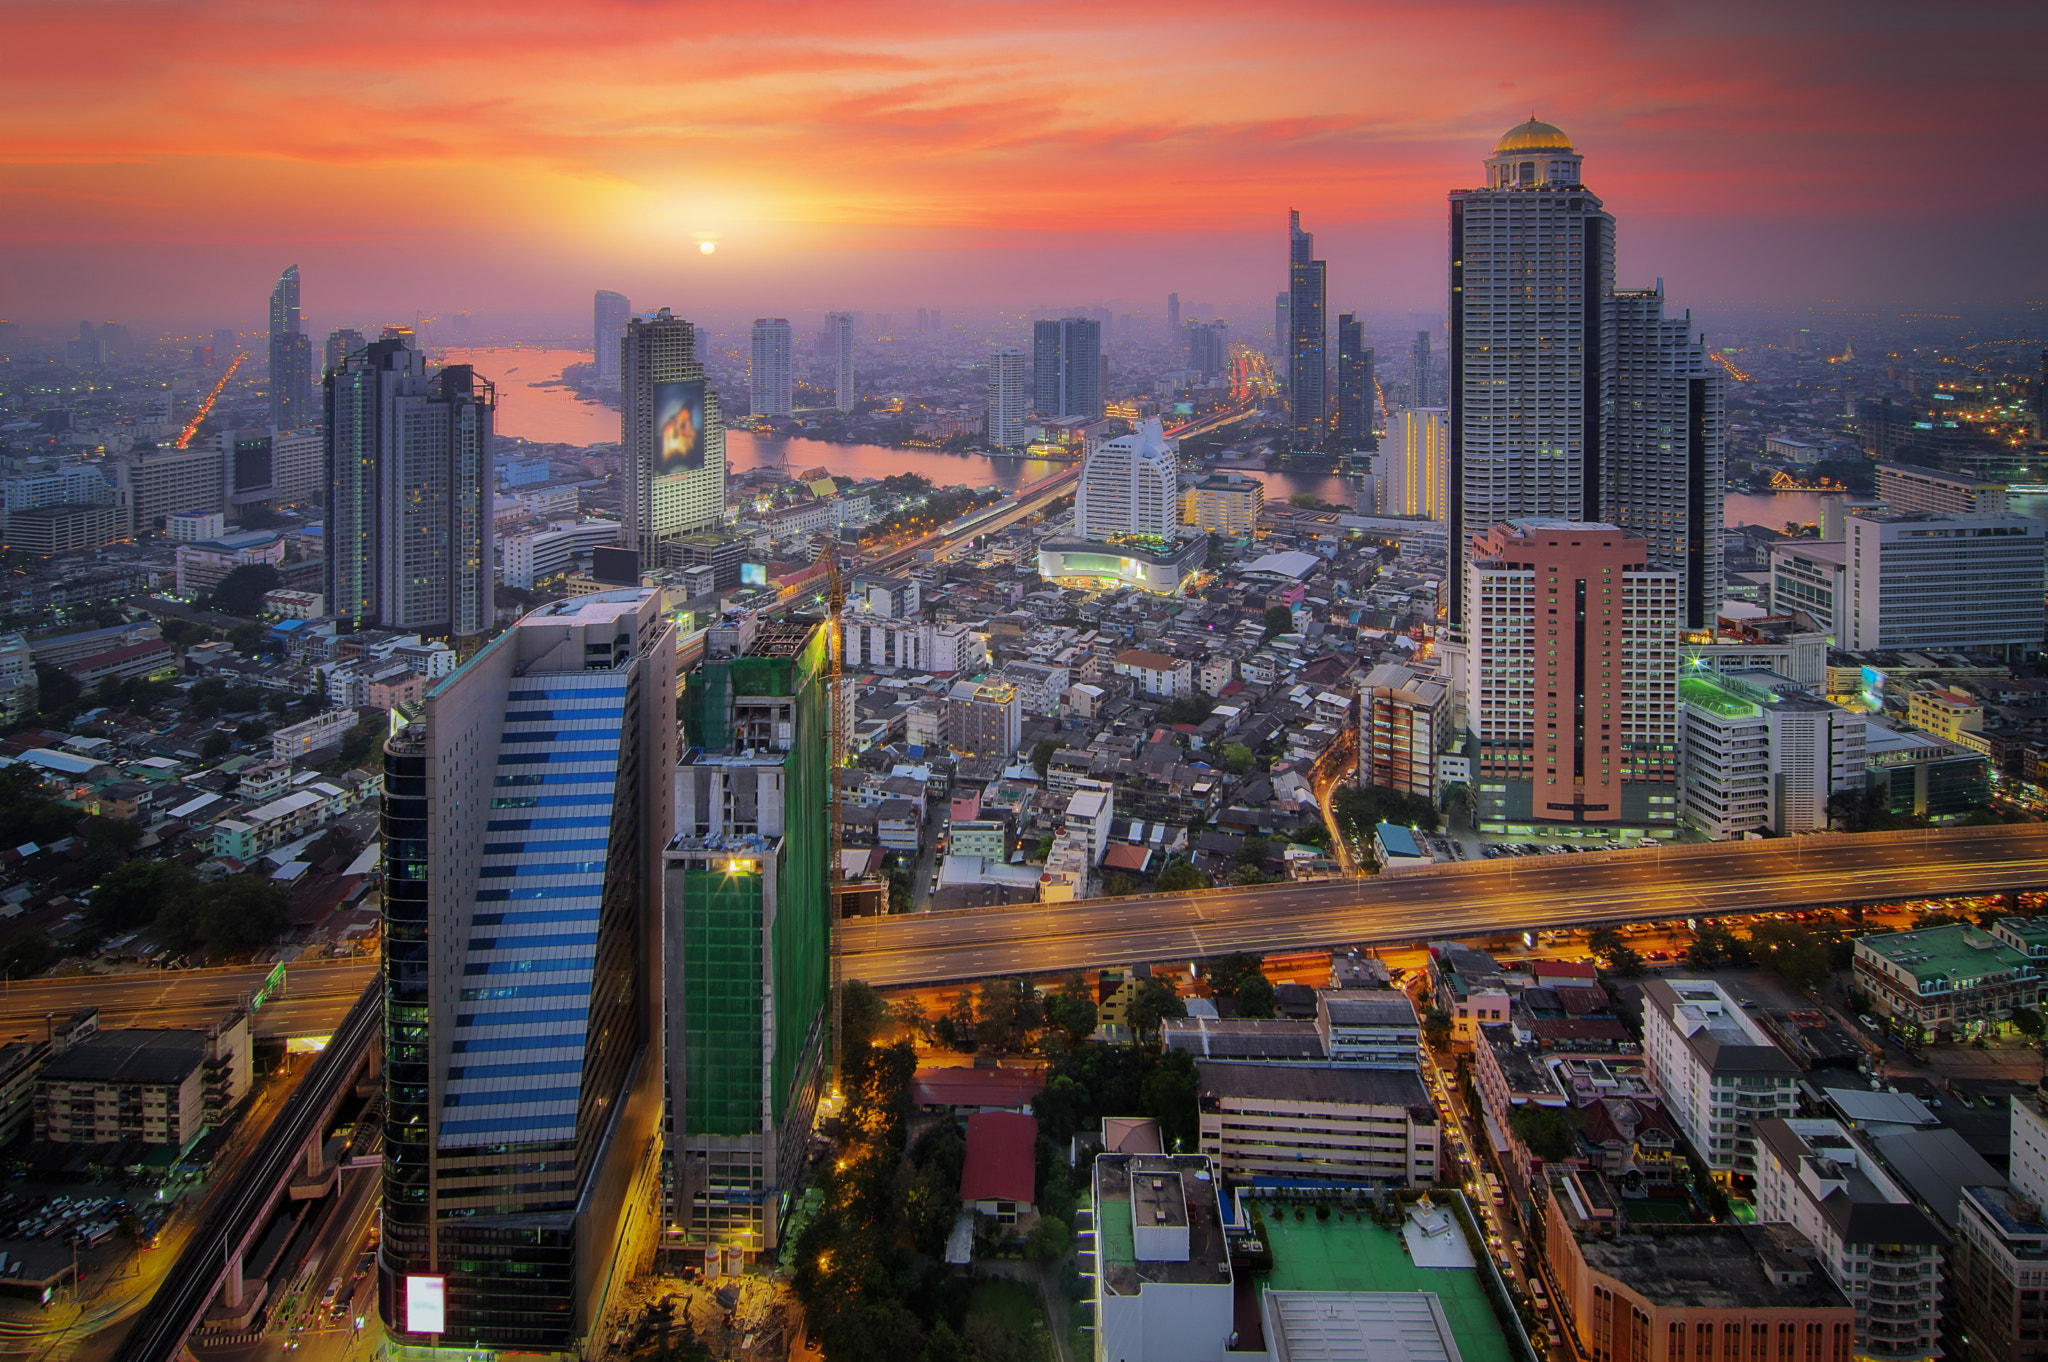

left=750, top=317, right=794, bottom=418
left=1410, top=330, right=1433, bottom=408
left=1033, top=316, right=1103, bottom=419
left=267, top=265, right=313, bottom=430
left=1184, top=320, right=1229, bottom=382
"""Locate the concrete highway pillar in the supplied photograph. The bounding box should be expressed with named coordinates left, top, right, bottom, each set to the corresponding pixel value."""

left=222, top=1248, right=244, bottom=1308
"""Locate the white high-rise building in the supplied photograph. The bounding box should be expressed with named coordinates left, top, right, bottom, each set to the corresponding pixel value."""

left=1845, top=510, right=2046, bottom=660
left=987, top=349, right=1028, bottom=449
left=621, top=309, right=726, bottom=568
left=826, top=312, right=855, bottom=412
left=1606, top=284, right=1726, bottom=630
left=594, top=290, right=630, bottom=390
left=1678, top=670, right=1865, bottom=841
left=749, top=318, right=793, bottom=418
left=1074, top=418, right=1179, bottom=540
left=1376, top=408, right=1447, bottom=519
left=1448, top=118, right=1615, bottom=625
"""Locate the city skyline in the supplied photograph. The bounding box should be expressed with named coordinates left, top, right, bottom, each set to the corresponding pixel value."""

left=5, top=3, right=2044, bottom=325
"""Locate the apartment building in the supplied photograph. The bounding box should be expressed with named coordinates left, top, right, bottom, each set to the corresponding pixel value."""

left=1640, top=978, right=1800, bottom=1181
left=1195, top=1061, right=1438, bottom=1185
left=1853, top=923, right=2042, bottom=1043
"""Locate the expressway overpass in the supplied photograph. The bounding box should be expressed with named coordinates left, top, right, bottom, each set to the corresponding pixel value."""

left=840, top=824, right=2048, bottom=987
left=0, top=958, right=376, bottom=1042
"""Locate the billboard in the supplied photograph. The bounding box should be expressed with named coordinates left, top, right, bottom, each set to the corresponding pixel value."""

left=405, top=1276, right=445, bottom=1334
left=740, top=562, right=768, bottom=587
left=655, top=379, right=707, bottom=473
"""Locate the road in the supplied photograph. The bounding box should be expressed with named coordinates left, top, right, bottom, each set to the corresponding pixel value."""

left=840, top=824, right=2048, bottom=987
left=0, top=959, right=376, bottom=1041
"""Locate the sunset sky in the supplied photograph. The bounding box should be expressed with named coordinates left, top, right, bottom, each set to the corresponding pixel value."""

left=4, top=0, right=2043, bottom=331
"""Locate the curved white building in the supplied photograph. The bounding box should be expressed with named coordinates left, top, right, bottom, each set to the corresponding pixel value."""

left=1074, top=417, right=1179, bottom=539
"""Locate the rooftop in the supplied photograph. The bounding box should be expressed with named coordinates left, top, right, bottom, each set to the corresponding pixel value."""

left=1094, top=1154, right=1231, bottom=1295
left=1198, top=1061, right=1432, bottom=1111
left=1857, top=923, right=2035, bottom=986
left=39, top=1028, right=209, bottom=1086
left=1162, top=1018, right=1325, bottom=1062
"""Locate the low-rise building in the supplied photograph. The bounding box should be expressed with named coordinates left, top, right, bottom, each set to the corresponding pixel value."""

left=271, top=707, right=359, bottom=763
left=1091, top=1153, right=1234, bottom=1362
left=1755, top=1117, right=1946, bottom=1362
left=1853, top=923, right=2043, bottom=1043
left=1546, top=1169, right=1856, bottom=1362
left=1314, top=991, right=1421, bottom=1068
left=32, top=1011, right=252, bottom=1149
left=1195, top=1060, right=1438, bottom=1185
left=1113, top=648, right=1193, bottom=699
left=1428, top=941, right=1512, bottom=1046
left=1640, top=977, right=1800, bottom=1181
left=1951, top=1094, right=2048, bottom=1362
left=261, top=588, right=326, bottom=619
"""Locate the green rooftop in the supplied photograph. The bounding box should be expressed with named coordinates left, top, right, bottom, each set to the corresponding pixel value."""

left=1680, top=674, right=1760, bottom=718
left=1255, top=1208, right=1512, bottom=1362
left=1858, top=922, right=2037, bottom=988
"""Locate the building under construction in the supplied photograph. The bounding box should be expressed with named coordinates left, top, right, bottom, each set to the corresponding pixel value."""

left=665, top=615, right=832, bottom=1260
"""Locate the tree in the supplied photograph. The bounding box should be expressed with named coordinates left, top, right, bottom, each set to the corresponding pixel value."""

left=1154, top=859, right=1209, bottom=893
left=1139, top=1048, right=1199, bottom=1150
left=1156, top=695, right=1214, bottom=726
left=1126, top=977, right=1186, bottom=1040
left=1043, top=976, right=1099, bottom=1046
left=1220, top=743, right=1255, bottom=774
left=1508, top=1103, right=1575, bottom=1161
left=81, top=818, right=143, bottom=879
left=1103, top=872, right=1136, bottom=897
left=841, top=980, right=889, bottom=1052
left=1288, top=492, right=1319, bottom=509
left=890, top=995, right=931, bottom=1044
left=1684, top=921, right=1751, bottom=971
left=207, top=563, right=283, bottom=617
left=1747, top=921, right=1833, bottom=992
left=2010, top=1006, right=2044, bottom=1038
left=34, top=662, right=80, bottom=718
left=160, top=618, right=216, bottom=648
left=1236, top=834, right=1271, bottom=869
left=227, top=622, right=270, bottom=658
left=1422, top=1007, right=1453, bottom=1050
left=337, top=716, right=381, bottom=766
left=155, top=874, right=290, bottom=959
left=1235, top=973, right=1279, bottom=1020
left=1587, top=927, right=1625, bottom=961
left=1205, top=952, right=1267, bottom=1003
left=1603, top=945, right=1646, bottom=978
left=1024, top=1215, right=1070, bottom=1264
left=1030, top=737, right=1059, bottom=778
left=1262, top=606, right=1294, bottom=639
left=201, top=733, right=232, bottom=760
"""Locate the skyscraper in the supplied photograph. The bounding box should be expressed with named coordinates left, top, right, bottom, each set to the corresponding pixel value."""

left=1463, top=519, right=1679, bottom=832
left=1411, top=330, right=1433, bottom=408
left=621, top=309, right=726, bottom=567
left=1286, top=211, right=1328, bottom=449
left=1031, top=317, right=1103, bottom=418
left=1167, top=292, right=1180, bottom=330
left=1074, top=418, right=1179, bottom=540
left=1376, top=410, right=1447, bottom=519
left=1605, top=283, right=1726, bottom=630
left=826, top=312, right=855, bottom=412
left=749, top=318, right=794, bottom=418
left=988, top=349, right=1029, bottom=449
left=324, top=331, right=494, bottom=641
left=324, top=327, right=364, bottom=375
left=668, top=617, right=830, bottom=1257
left=1447, top=118, right=1615, bottom=624
left=594, top=290, right=630, bottom=390
left=268, top=265, right=313, bottom=430
left=379, top=588, right=675, bottom=1351
left=1273, top=294, right=1289, bottom=366
left=1336, top=314, right=1377, bottom=452
left=1185, top=321, right=1229, bottom=382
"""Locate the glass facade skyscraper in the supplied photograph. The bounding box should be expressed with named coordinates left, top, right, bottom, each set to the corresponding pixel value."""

left=620, top=309, right=726, bottom=567
left=1031, top=317, right=1103, bottom=419
left=1286, top=211, right=1327, bottom=449
left=380, top=589, right=676, bottom=1351
left=268, top=265, right=313, bottom=430
left=1336, top=313, right=1376, bottom=453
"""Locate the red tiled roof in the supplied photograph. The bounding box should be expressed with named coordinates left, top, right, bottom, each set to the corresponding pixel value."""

left=1533, top=959, right=1599, bottom=982
left=959, top=1110, right=1038, bottom=1205
left=1553, top=985, right=1613, bottom=1016
left=912, top=1065, right=1045, bottom=1110
left=1101, top=843, right=1154, bottom=873
left=1525, top=1018, right=1631, bottom=1042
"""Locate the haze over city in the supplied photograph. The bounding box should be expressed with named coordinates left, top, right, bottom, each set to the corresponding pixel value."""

left=6, top=0, right=2047, bottom=329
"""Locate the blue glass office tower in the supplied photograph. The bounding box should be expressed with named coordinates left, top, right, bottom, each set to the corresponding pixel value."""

left=380, top=588, right=676, bottom=1352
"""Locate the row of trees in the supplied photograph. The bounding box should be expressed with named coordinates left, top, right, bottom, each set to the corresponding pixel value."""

left=87, top=858, right=293, bottom=959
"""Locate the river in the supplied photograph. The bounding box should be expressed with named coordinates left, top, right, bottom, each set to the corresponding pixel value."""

left=439, top=346, right=2047, bottom=526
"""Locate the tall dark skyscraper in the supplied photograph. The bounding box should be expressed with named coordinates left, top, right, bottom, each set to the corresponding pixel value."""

left=1447, top=118, right=1615, bottom=623
left=1336, top=314, right=1377, bottom=452
left=621, top=309, right=726, bottom=566
left=1411, top=330, right=1433, bottom=407
left=325, top=330, right=494, bottom=641
left=1032, top=316, right=1103, bottom=418
left=380, top=588, right=675, bottom=1351
left=1286, top=210, right=1327, bottom=448
left=268, top=265, right=313, bottom=430
left=667, top=617, right=831, bottom=1258
left=1167, top=292, right=1180, bottom=330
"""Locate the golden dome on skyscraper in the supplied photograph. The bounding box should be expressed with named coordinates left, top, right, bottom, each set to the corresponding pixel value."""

left=1494, top=118, right=1574, bottom=154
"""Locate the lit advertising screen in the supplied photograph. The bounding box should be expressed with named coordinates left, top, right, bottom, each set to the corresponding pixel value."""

left=406, top=1276, right=445, bottom=1334
left=740, top=563, right=768, bottom=587
left=655, top=379, right=707, bottom=473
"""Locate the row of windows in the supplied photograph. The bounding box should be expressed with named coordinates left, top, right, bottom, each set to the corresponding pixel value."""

left=508, top=687, right=628, bottom=701
left=476, top=886, right=604, bottom=903
left=459, top=982, right=591, bottom=1002
left=448, top=1060, right=585, bottom=1082
left=483, top=839, right=610, bottom=856
left=486, top=817, right=613, bottom=832
left=479, top=861, right=608, bottom=878
left=491, top=794, right=613, bottom=809
left=464, top=959, right=594, bottom=977
left=471, top=909, right=599, bottom=928
left=467, top=933, right=598, bottom=952
left=455, top=1007, right=589, bottom=1029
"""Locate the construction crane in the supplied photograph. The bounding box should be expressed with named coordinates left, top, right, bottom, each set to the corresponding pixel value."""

left=816, top=539, right=848, bottom=1084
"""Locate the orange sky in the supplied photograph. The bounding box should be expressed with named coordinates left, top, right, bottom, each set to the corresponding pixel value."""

left=3, top=0, right=2043, bottom=328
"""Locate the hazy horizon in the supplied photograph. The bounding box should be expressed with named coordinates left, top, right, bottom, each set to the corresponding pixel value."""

left=6, top=0, right=2045, bottom=332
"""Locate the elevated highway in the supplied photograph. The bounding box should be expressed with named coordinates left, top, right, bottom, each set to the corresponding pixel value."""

left=841, top=824, right=2048, bottom=987
left=0, top=958, right=375, bottom=1041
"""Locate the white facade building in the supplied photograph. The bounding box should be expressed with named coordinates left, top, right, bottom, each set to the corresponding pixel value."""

left=1074, top=418, right=1179, bottom=540
left=1640, top=978, right=1800, bottom=1181
left=749, top=318, right=793, bottom=418
left=501, top=519, right=622, bottom=590
left=1376, top=408, right=1447, bottom=519
left=827, top=312, right=855, bottom=412
left=844, top=619, right=985, bottom=675
left=1679, top=670, right=1864, bottom=840
left=987, top=349, right=1028, bottom=449
left=1845, top=511, right=2046, bottom=660
left=1113, top=648, right=1192, bottom=699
